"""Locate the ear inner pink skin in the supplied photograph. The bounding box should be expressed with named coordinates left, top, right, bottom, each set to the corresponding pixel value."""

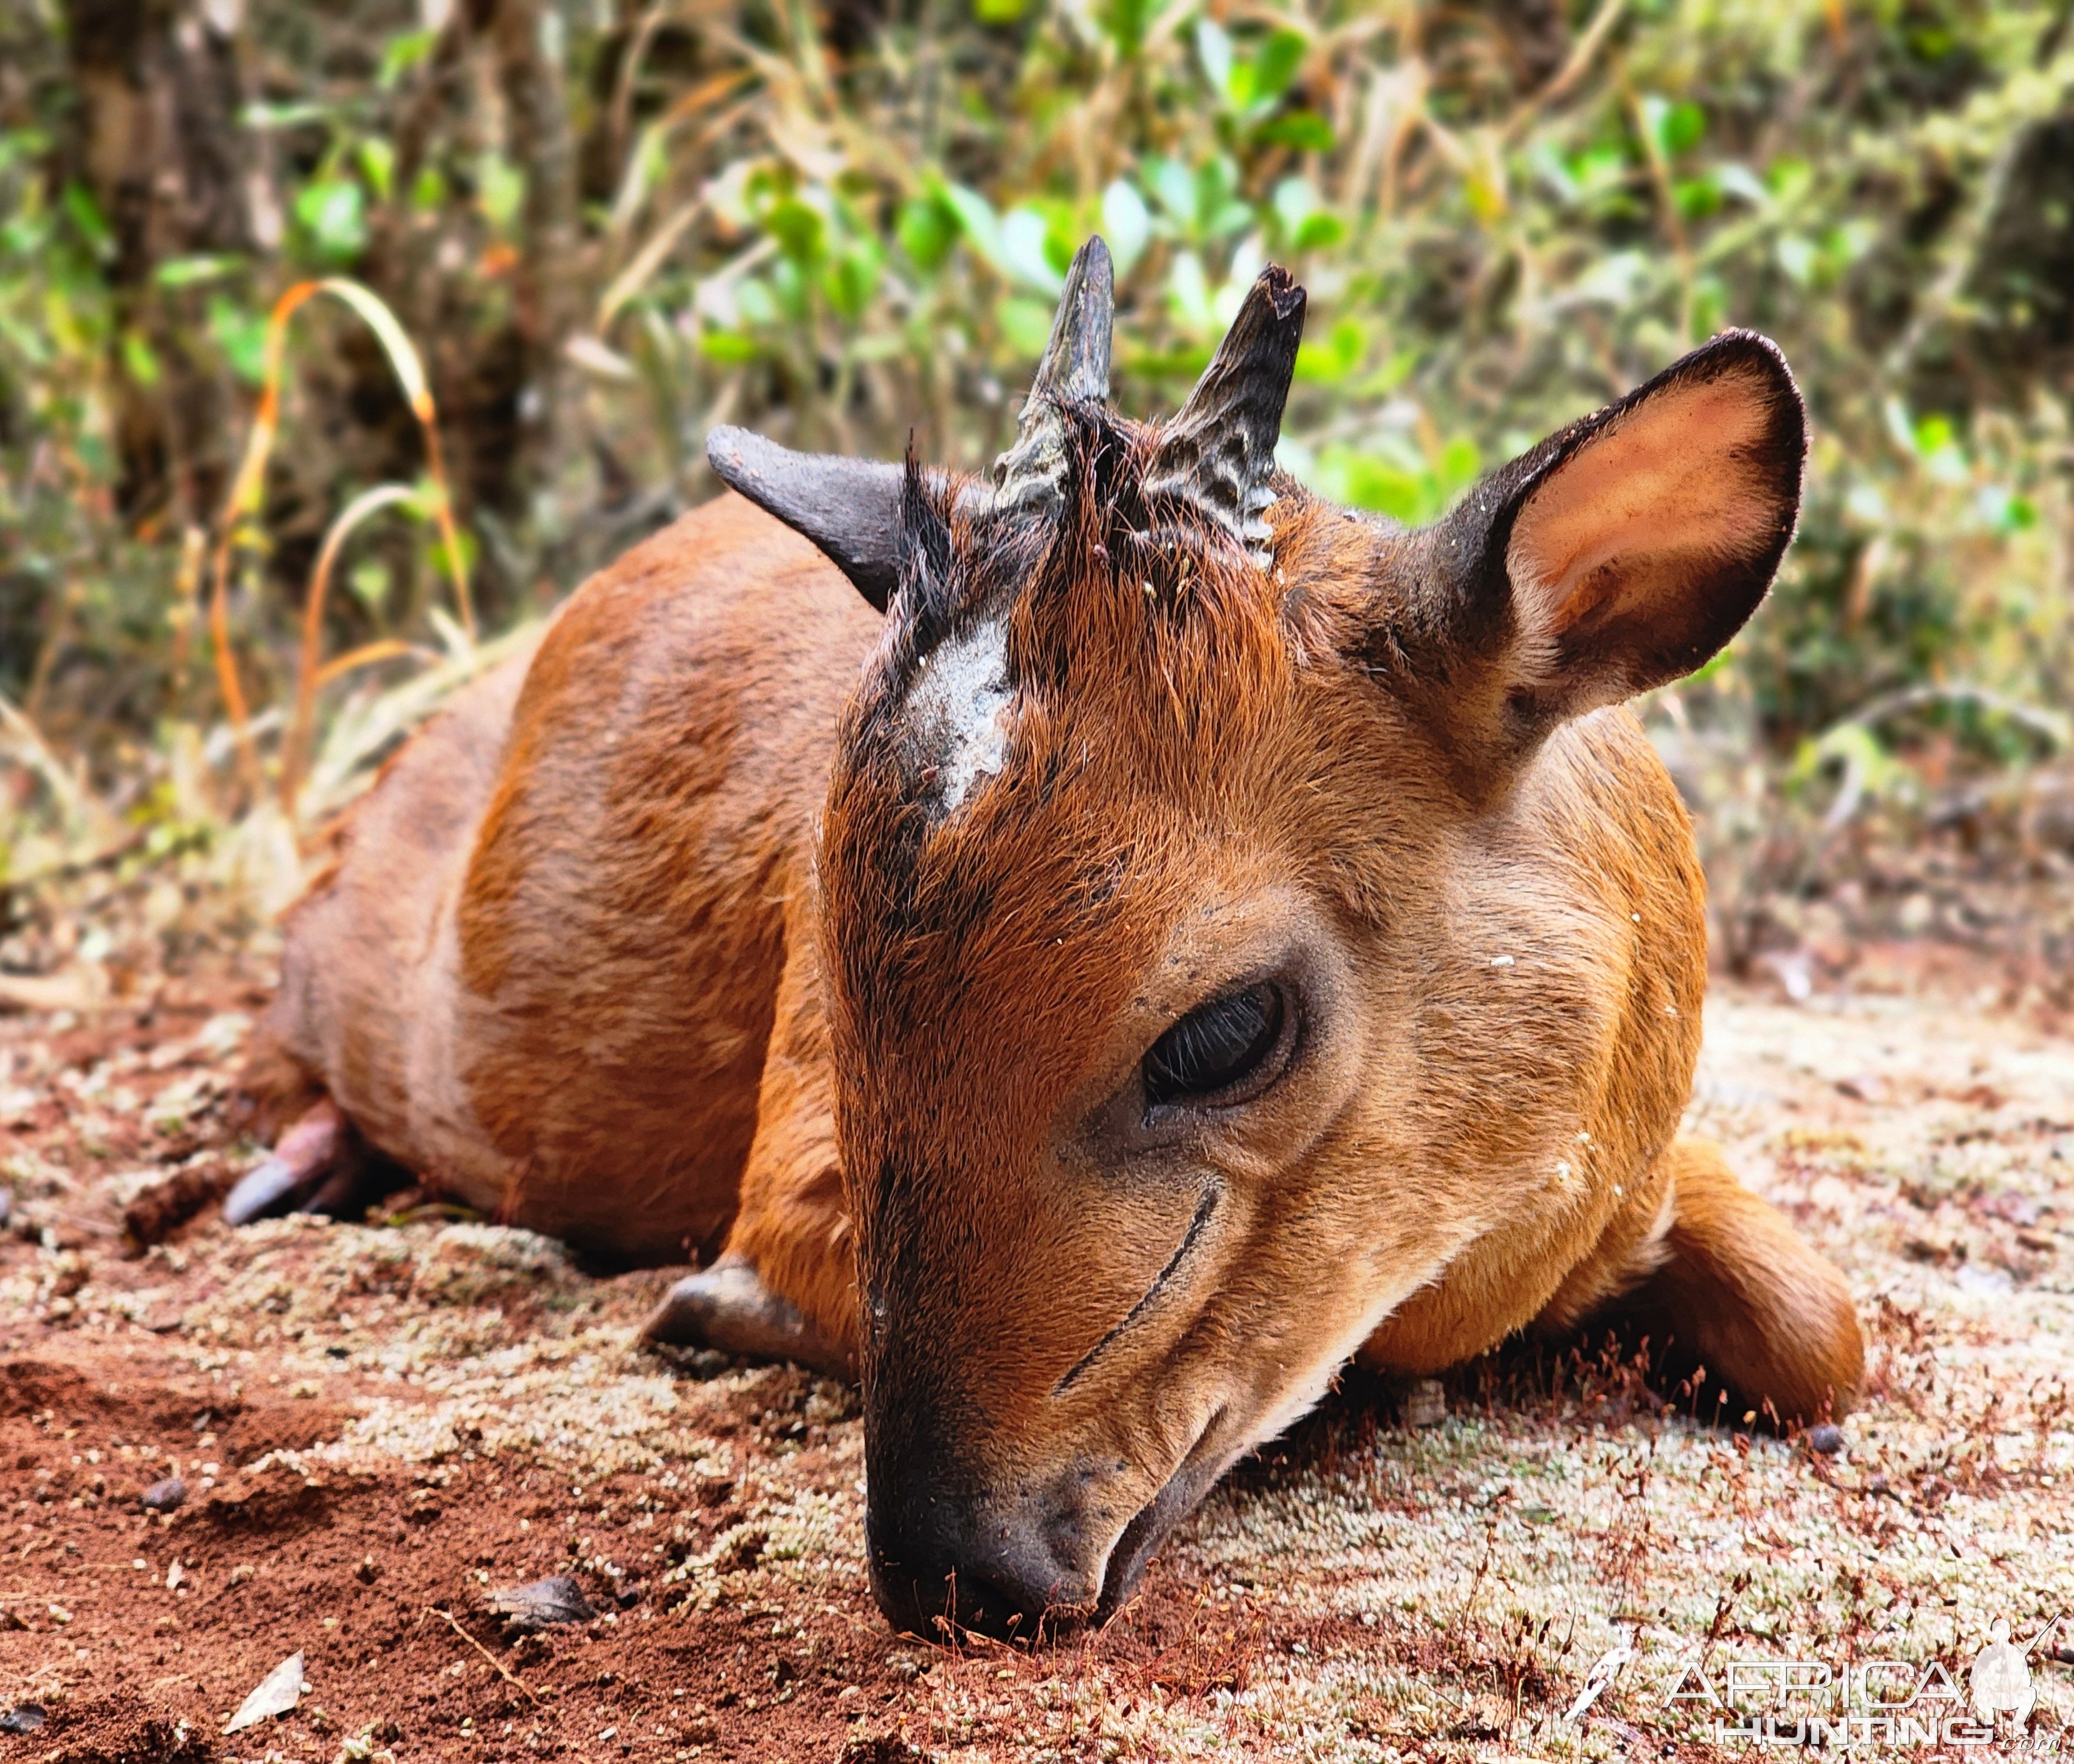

left=1506, top=370, right=1780, bottom=649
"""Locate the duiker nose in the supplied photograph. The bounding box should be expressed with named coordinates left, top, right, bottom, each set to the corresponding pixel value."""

left=865, top=1493, right=1092, bottom=1641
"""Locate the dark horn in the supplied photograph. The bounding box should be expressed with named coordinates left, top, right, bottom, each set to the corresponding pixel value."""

left=990, top=236, right=1116, bottom=512
left=706, top=425, right=906, bottom=611
left=1146, top=264, right=1306, bottom=566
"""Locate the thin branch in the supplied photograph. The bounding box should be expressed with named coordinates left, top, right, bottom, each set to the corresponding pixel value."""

left=426, top=1606, right=541, bottom=1704
left=1503, top=0, right=1626, bottom=142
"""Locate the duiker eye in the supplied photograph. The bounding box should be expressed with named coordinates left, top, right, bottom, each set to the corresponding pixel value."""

left=1143, top=983, right=1288, bottom=1109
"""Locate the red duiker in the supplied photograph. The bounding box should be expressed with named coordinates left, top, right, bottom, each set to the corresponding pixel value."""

left=238, top=238, right=1862, bottom=1643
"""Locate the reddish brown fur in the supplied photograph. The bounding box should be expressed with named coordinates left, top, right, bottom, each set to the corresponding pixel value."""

left=255, top=497, right=873, bottom=1266
left=245, top=337, right=1863, bottom=1636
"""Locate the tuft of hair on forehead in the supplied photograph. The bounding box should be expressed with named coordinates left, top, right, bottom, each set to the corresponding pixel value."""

left=896, top=435, right=958, bottom=655
left=878, top=399, right=1295, bottom=708
left=821, top=394, right=1329, bottom=1048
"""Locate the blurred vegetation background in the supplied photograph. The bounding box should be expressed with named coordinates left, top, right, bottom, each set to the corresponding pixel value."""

left=1, top=0, right=2071, bottom=998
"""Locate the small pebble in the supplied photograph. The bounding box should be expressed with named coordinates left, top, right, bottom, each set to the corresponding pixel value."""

left=488, top=1574, right=596, bottom=1635
left=142, top=1476, right=187, bottom=1512
left=1806, top=1423, right=1846, bottom=1456
left=1401, top=1379, right=1446, bottom=1429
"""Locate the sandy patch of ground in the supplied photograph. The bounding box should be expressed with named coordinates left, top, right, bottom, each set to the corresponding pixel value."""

left=1, top=964, right=2069, bottom=1762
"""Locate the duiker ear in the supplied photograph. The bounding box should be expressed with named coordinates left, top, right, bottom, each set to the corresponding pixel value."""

left=1428, top=331, right=1805, bottom=735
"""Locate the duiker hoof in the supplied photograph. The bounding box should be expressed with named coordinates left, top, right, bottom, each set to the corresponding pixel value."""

left=221, top=1155, right=320, bottom=1225
left=222, top=1098, right=348, bottom=1226
left=642, top=1258, right=849, bottom=1377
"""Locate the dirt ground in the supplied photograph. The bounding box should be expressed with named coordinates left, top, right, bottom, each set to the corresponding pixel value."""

left=2, top=946, right=2071, bottom=1763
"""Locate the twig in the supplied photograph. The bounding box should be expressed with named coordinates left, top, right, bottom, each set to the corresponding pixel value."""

left=426, top=1605, right=541, bottom=1703
left=597, top=194, right=710, bottom=329
left=1502, top=0, right=1626, bottom=141
left=1843, top=682, right=2069, bottom=751
left=608, top=1, right=672, bottom=186
left=0, top=691, right=102, bottom=842
left=1625, top=81, right=1693, bottom=334
left=279, top=483, right=422, bottom=819
left=211, top=276, right=475, bottom=810
left=1458, top=1490, right=1512, bottom=1629
left=0, top=829, right=150, bottom=898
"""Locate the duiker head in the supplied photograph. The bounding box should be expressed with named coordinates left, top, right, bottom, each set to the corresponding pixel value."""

left=709, top=239, right=1805, bottom=1639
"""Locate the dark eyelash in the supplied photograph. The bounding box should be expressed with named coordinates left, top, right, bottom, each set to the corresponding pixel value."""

left=1143, top=983, right=1284, bottom=1108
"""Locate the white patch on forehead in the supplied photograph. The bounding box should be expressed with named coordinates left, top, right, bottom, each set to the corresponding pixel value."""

left=904, top=618, right=1014, bottom=813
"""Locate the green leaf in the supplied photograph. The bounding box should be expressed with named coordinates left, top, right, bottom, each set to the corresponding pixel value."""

left=1294, top=316, right=1366, bottom=385
left=1272, top=176, right=1317, bottom=238
left=1662, top=99, right=1706, bottom=155
left=1323, top=451, right=1427, bottom=523
left=1765, top=156, right=1813, bottom=201
left=766, top=198, right=825, bottom=265
left=411, top=166, right=447, bottom=211
left=1911, top=414, right=1955, bottom=455
left=1271, top=176, right=1340, bottom=249
left=154, top=254, right=243, bottom=289
left=121, top=329, right=161, bottom=388
left=896, top=196, right=956, bottom=271
left=1098, top=0, right=1161, bottom=59
left=1195, top=17, right=1233, bottom=94
left=348, top=558, right=392, bottom=616
left=294, top=177, right=368, bottom=262
left=822, top=240, right=882, bottom=321
left=379, top=27, right=438, bottom=88
left=1166, top=249, right=1212, bottom=330
left=1256, top=111, right=1335, bottom=153
left=426, top=523, right=478, bottom=588
left=1975, top=485, right=2036, bottom=536
left=942, top=183, right=1008, bottom=277
left=208, top=296, right=270, bottom=385
left=1252, top=29, right=1307, bottom=103
left=771, top=256, right=811, bottom=321
left=1293, top=212, right=1343, bottom=250
left=1101, top=179, right=1151, bottom=275
left=735, top=276, right=779, bottom=328
left=0, top=207, right=52, bottom=259
left=476, top=153, right=525, bottom=234
left=359, top=138, right=396, bottom=202
left=1146, top=157, right=1195, bottom=229
left=1713, top=162, right=1770, bottom=208
left=1774, top=234, right=1816, bottom=286
left=61, top=182, right=114, bottom=260
left=974, top=0, right=1029, bottom=20
left=698, top=328, right=761, bottom=364
left=1437, top=435, right=1482, bottom=495
left=1672, top=174, right=1720, bottom=221
left=998, top=295, right=1056, bottom=356
left=1001, top=205, right=1063, bottom=293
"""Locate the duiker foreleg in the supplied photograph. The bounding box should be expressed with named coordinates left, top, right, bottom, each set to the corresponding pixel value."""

left=643, top=917, right=858, bottom=1376
left=1596, top=1139, right=1862, bottom=1425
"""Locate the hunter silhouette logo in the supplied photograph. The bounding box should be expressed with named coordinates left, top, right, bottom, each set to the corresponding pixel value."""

left=1971, top=1616, right=2064, bottom=1729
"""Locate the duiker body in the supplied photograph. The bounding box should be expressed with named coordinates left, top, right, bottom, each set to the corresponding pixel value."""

left=241, top=241, right=1862, bottom=1640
